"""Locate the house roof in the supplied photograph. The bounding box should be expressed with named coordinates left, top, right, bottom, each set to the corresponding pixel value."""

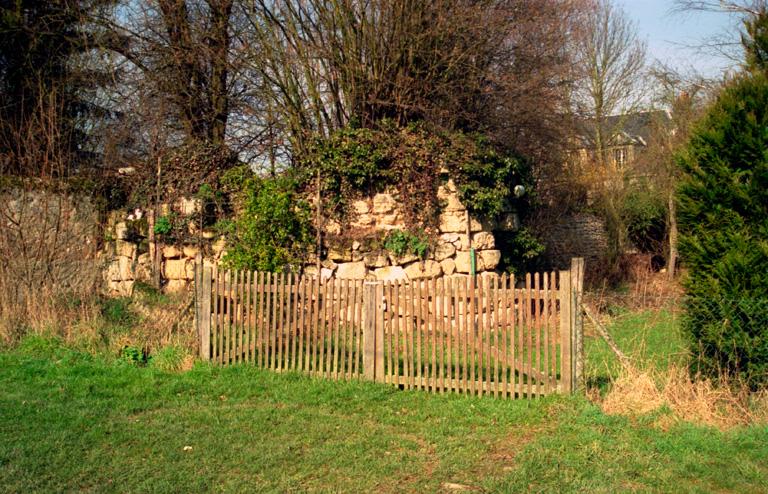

left=575, top=110, right=672, bottom=149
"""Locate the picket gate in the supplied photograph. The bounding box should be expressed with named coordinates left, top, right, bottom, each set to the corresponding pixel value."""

left=194, top=258, right=585, bottom=397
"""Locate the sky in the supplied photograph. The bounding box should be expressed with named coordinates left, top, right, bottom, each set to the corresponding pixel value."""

left=622, top=0, right=742, bottom=77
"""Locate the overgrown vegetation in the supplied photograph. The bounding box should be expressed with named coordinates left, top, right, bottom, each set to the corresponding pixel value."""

left=219, top=170, right=314, bottom=272
left=383, top=229, right=430, bottom=260
left=301, top=123, right=531, bottom=232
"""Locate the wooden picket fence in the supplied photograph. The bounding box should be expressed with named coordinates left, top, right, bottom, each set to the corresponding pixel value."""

left=194, top=258, right=584, bottom=398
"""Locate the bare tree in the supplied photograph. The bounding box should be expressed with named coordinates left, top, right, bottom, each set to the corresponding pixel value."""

left=571, top=0, right=647, bottom=166
left=673, top=1, right=768, bottom=64
left=239, top=0, right=585, bottom=165
left=640, top=65, right=719, bottom=278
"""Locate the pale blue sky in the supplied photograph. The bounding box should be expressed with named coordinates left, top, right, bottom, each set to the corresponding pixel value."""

left=623, top=0, right=742, bottom=76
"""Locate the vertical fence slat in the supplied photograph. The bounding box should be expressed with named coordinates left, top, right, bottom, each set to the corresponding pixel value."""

left=559, top=270, right=572, bottom=393
left=246, top=270, right=252, bottom=363
left=443, top=278, right=454, bottom=393
left=543, top=272, right=550, bottom=394
left=237, top=270, right=244, bottom=363
left=265, top=272, right=274, bottom=369
left=332, top=278, right=341, bottom=379
left=500, top=274, right=508, bottom=397
left=200, top=267, right=212, bottom=360
left=302, top=276, right=309, bottom=374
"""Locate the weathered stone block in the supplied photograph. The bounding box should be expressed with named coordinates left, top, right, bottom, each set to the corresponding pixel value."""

left=472, top=231, right=495, bottom=250
left=107, top=256, right=133, bottom=281
left=183, top=245, right=200, bottom=258
left=376, top=212, right=404, bottom=230
left=115, top=221, right=129, bottom=240
left=437, top=185, right=465, bottom=211
left=321, top=258, right=338, bottom=271
left=372, top=193, right=397, bottom=214
left=478, top=250, right=501, bottom=271
left=374, top=266, right=408, bottom=281
left=438, top=210, right=482, bottom=233
left=433, top=242, right=456, bottom=261
left=163, top=245, right=181, bottom=258
left=352, top=199, right=370, bottom=215
left=351, top=215, right=375, bottom=228
left=164, top=258, right=194, bottom=280
left=454, top=251, right=472, bottom=273
left=328, top=247, right=352, bottom=262
left=440, top=258, right=456, bottom=276
left=174, top=197, right=201, bottom=215
left=403, top=260, right=442, bottom=279
left=336, top=261, right=368, bottom=279
left=388, top=252, right=419, bottom=266
left=363, top=251, right=389, bottom=268
left=439, top=233, right=460, bottom=244
left=135, top=253, right=152, bottom=281
left=116, top=240, right=136, bottom=258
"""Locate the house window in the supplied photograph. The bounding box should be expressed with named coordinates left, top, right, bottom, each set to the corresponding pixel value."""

left=613, top=147, right=627, bottom=167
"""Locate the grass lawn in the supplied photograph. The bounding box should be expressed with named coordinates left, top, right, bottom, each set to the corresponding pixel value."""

left=2, top=327, right=768, bottom=493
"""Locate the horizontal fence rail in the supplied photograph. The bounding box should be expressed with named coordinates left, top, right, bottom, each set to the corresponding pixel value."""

left=194, top=259, right=584, bottom=398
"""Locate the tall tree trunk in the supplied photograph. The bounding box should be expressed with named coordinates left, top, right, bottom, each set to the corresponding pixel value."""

left=667, top=190, right=678, bottom=280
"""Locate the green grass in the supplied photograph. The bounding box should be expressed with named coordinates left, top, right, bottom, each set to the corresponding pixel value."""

left=1, top=330, right=768, bottom=493
left=585, top=308, right=688, bottom=389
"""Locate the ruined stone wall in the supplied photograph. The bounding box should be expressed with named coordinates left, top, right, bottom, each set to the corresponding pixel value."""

left=102, top=180, right=521, bottom=293
left=543, top=212, right=608, bottom=269
left=102, top=204, right=223, bottom=296
left=308, top=180, right=518, bottom=282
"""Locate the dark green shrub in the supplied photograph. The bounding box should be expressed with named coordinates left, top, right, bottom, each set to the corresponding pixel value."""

left=677, top=71, right=768, bottom=387
left=494, top=227, right=545, bottom=276
left=622, top=184, right=666, bottom=254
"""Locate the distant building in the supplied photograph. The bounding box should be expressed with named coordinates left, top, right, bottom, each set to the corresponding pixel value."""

left=571, top=110, right=672, bottom=171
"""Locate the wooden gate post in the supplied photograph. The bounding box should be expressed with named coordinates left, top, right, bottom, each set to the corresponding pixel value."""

left=570, top=258, right=585, bottom=392
left=199, top=267, right=213, bottom=360
left=363, top=281, right=384, bottom=382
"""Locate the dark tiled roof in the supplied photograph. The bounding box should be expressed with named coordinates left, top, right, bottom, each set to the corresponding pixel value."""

left=576, top=110, right=671, bottom=148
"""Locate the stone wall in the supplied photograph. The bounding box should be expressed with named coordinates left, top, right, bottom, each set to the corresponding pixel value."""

left=543, top=212, right=608, bottom=269
left=308, top=180, right=518, bottom=281
left=102, top=205, right=222, bottom=296
left=102, top=180, right=521, bottom=293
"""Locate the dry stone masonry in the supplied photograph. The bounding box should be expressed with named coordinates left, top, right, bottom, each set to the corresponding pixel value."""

left=102, top=179, right=519, bottom=294
left=307, top=179, right=518, bottom=282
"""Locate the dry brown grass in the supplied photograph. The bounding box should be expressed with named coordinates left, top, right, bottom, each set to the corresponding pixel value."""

left=598, top=364, right=768, bottom=430
left=0, top=276, right=197, bottom=362
left=0, top=284, right=101, bottom=345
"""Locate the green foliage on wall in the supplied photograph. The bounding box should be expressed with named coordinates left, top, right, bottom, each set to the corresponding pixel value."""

left=301, top=121, right=530, bottom=233
left=219, top=167, right=314, bottom=273
left=383, top=229, right=429, bottom=259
